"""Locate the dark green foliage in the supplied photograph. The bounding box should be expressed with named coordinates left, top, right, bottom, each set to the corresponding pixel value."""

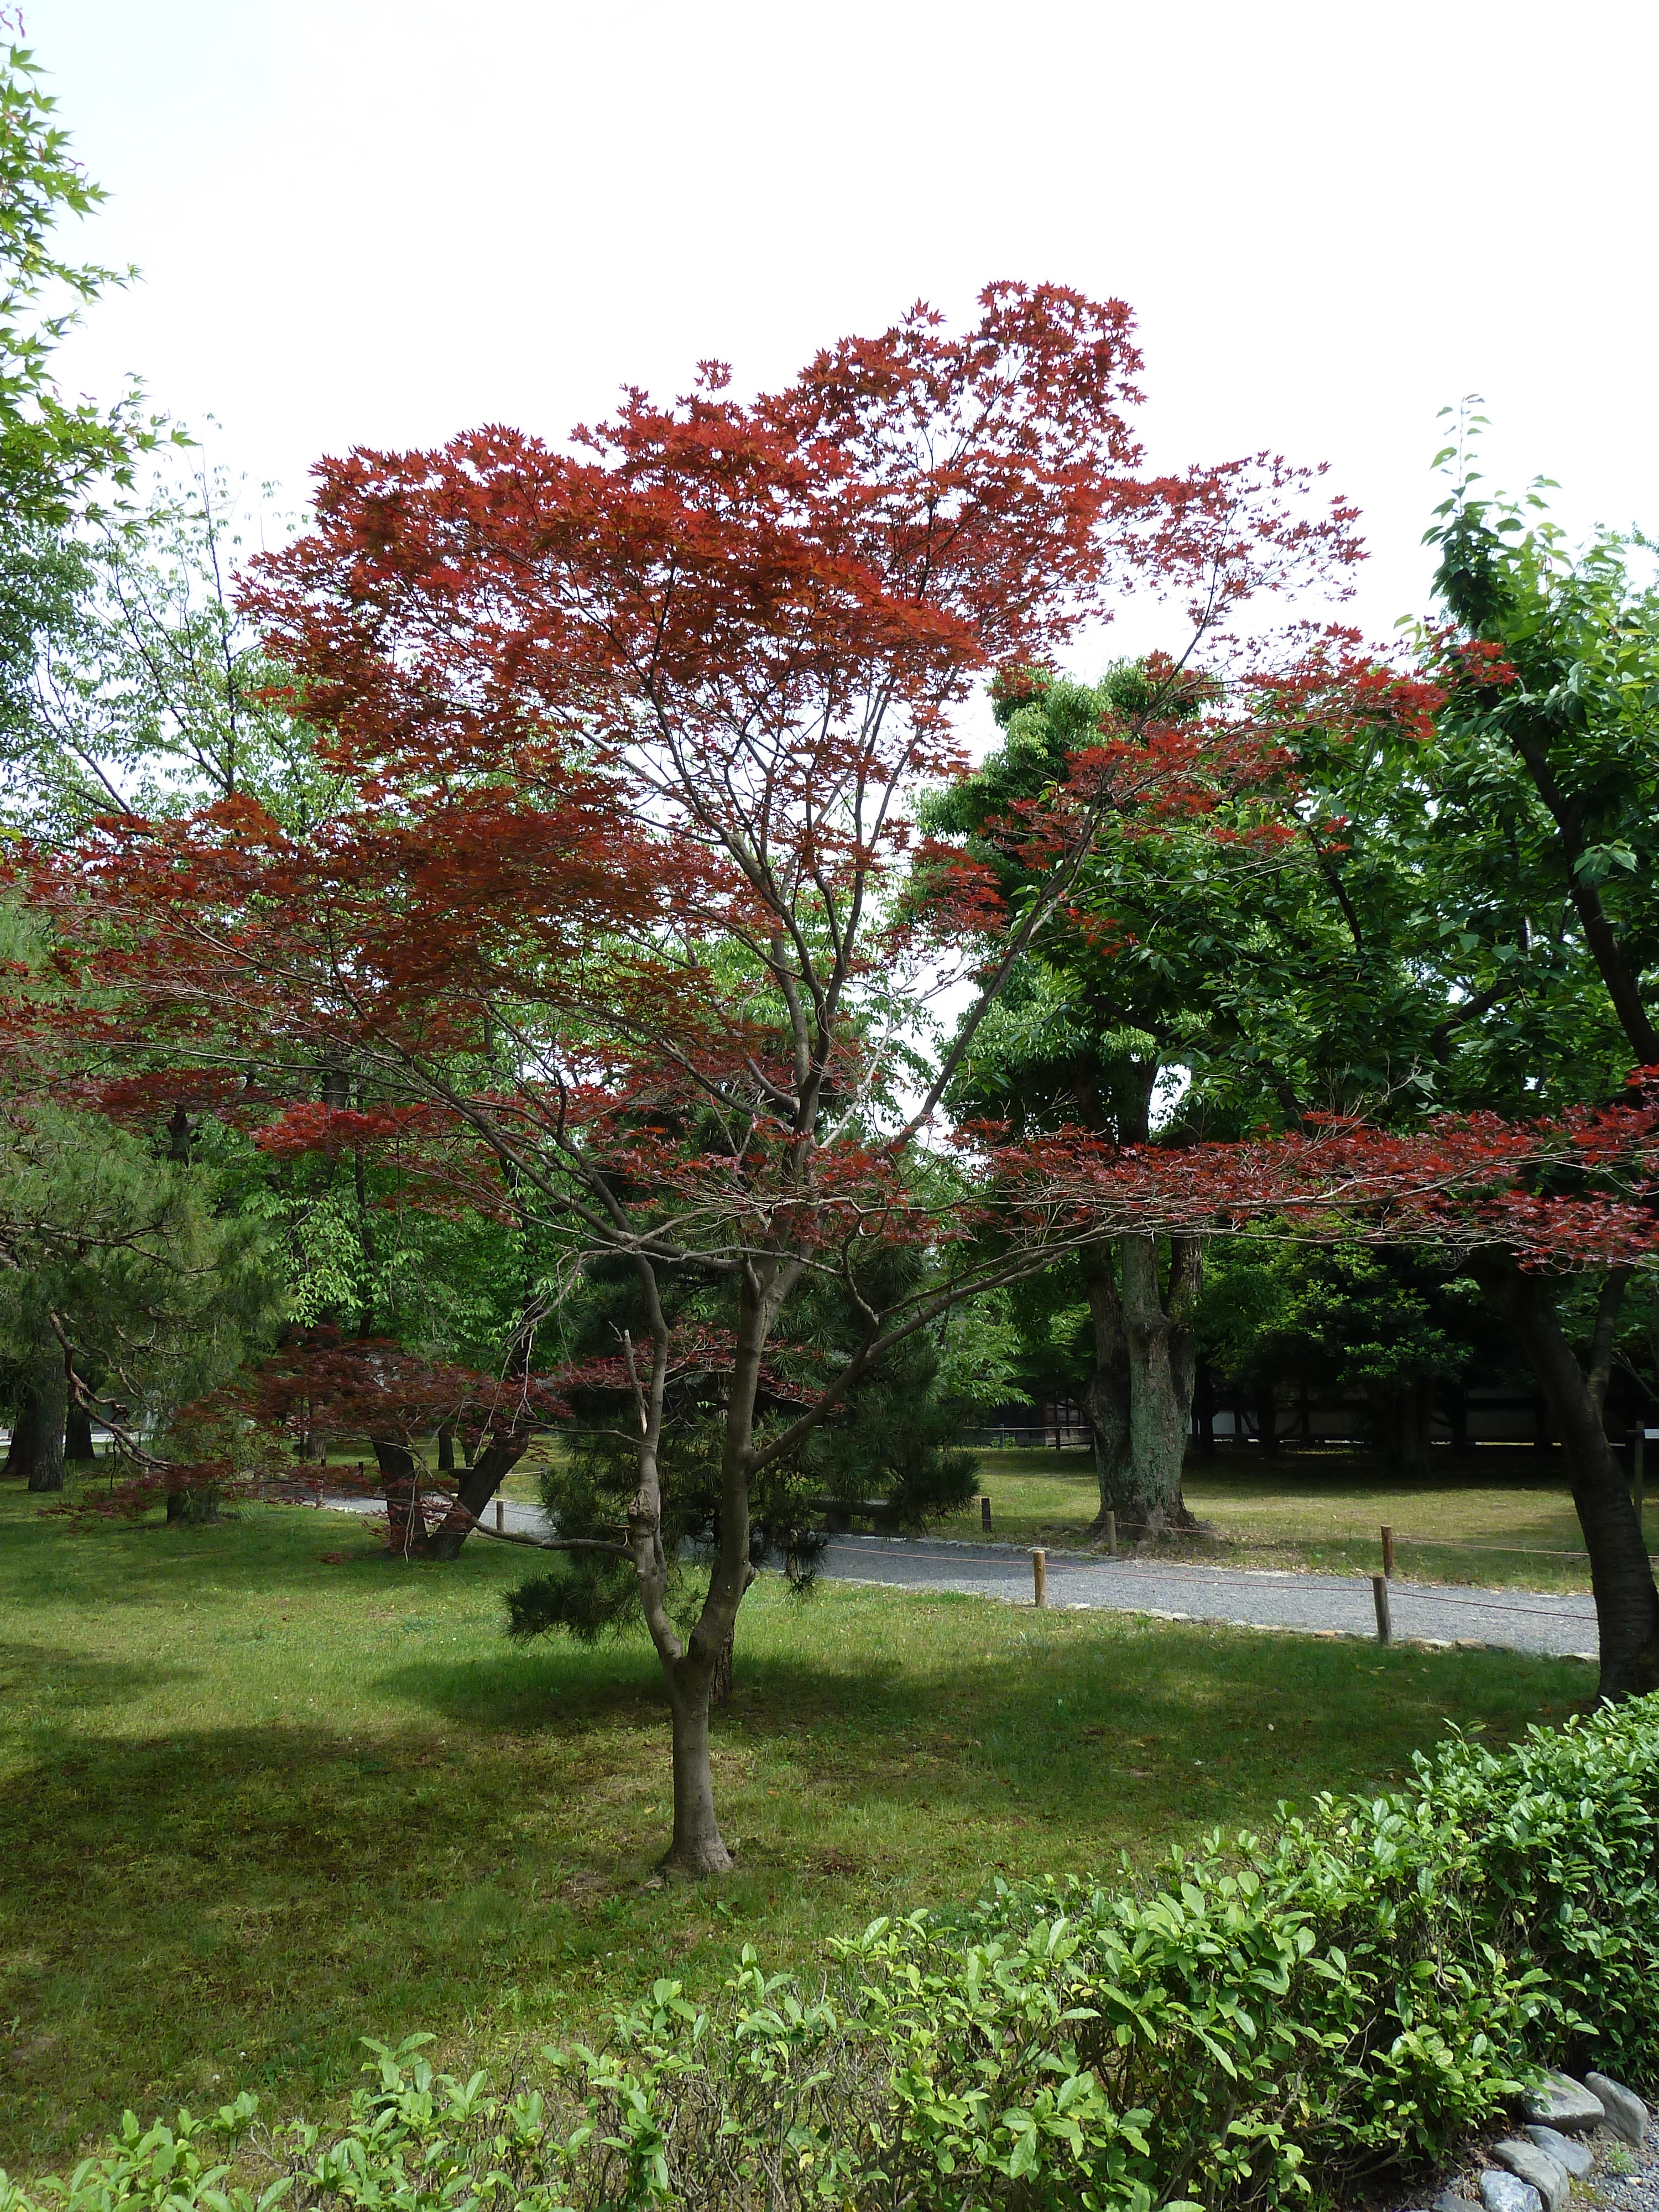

left=508, top=1255, right=992, bottom=1647
left=24, top=1695, right=1659, bottom=2212
left=504, top=1558, right=639, bottom=1645
left=1191, top=1237, right=1516, bottom=1449
left=0, top=1095, right=278, bottom=1448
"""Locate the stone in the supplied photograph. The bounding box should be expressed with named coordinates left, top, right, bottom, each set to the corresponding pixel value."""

left=1492, top=2138, right=1569, bottom=2212
left=1436, top=2193, right=1484, bottom=2212
left=1480, top=2170, right=1542, bottom=2212
left=1522, top=2072, right=1605, bottom=2133
left=1525, top=2126, right=1593, bottom=2179
left=1584, top=2072, right=1648, bottom=2146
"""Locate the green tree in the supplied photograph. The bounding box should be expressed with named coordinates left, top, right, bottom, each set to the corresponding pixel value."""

left=508, top=1245, right=1011, bottom=1696
left=4, top=470, right=343, bottom=843
left=0, top=1094, right=275, bottom=1490
left=923, top=661, right=1402, bottom=1532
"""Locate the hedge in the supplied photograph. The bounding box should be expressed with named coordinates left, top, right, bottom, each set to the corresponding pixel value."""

left=6, top=1695, right=1658, bottom=2212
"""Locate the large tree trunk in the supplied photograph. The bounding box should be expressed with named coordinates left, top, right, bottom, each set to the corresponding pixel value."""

left=1080, top=1254, right=1131, bottom=1533
left=1080, top=1063, right=1203, bottom=1540
left=21, top=1340, right=66, bottom=1494
left=1472, top=1249, right=1659, bottom=1699
left=1114, top=1233, right=1202, bottom=1535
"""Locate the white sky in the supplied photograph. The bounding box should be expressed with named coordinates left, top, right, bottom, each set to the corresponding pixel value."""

left=27, top=0, right=1659, bottom=665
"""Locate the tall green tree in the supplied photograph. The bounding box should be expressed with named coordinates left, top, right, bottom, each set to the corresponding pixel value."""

left=1405, top=451, right=1659, bottom=1686
left=922, top=660, right=1426, bottom=1530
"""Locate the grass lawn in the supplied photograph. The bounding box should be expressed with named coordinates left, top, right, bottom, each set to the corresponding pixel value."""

left=935, top=1445, right=1653, bottom=1590
left=0, top=1477, right=1600, bottom=2174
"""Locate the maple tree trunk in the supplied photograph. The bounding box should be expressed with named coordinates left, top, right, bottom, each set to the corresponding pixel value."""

left=373, top=1438, right=429, bottom=1556
left=1472, top=1249, right=1659, bottom=1699
left=652, top=1268, right=773, bottom=1876
left=424, top=1438, right=526, bottom=1560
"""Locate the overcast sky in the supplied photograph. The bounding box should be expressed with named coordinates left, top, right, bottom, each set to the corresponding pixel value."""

left=27, top=0, right=1659, bottom=659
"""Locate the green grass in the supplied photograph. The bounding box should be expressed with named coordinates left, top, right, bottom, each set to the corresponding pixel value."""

left=0, top=1477, right=1598, bottom=2175
left=936, top=1446, right=1651, bottom=1590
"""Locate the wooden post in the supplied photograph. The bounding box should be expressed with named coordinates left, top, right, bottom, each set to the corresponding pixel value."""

left=1371, top=1574, right=1391, bottom=1646
left=495, top=1499, right=504, bottom=1532
left=1104, top=1509, right=1117, bottom=1556
left=1033, top=1549, right=1047, bottom=1608
left=980, top=1494, right=992, bottom=1534
left=1380, top=1524, right=1395, bottom=1580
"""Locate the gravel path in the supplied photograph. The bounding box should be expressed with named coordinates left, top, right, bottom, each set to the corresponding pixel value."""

left=330, top=1495, right=1601, bottom=1662
left=1590, top=2126, right=1659, bottom=2212
left=812, top=1531, right=1599, bottom=1659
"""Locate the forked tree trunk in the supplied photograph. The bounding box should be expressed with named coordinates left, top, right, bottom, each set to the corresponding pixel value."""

left=1473, top=1249, right=1659, bottom=1699
left=425, top=1437, right=527, bottom=1559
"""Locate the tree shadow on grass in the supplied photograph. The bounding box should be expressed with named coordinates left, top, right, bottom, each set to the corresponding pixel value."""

left=0, top=1640, right=192, bottom=1709
left=373, top=1610, right=1583, bottom=1850
left=0, top=1713, right=624, bottom=2176
left=0, top=1609, right=1590, bottom=2179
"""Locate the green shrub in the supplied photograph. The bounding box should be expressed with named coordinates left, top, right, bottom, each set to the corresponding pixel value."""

left=6, top=1697, right=1657, bottom=2212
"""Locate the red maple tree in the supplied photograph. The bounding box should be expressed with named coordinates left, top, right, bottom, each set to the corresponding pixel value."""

left=19, top=284, right=1474, bottom=1870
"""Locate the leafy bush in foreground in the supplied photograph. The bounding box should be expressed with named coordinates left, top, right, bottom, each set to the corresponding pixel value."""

left=6, top=1697, right=1657, bottom=2211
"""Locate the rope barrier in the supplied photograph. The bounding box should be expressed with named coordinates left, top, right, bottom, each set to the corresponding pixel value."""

left=822, top=1536, right=1598, bottom=1620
